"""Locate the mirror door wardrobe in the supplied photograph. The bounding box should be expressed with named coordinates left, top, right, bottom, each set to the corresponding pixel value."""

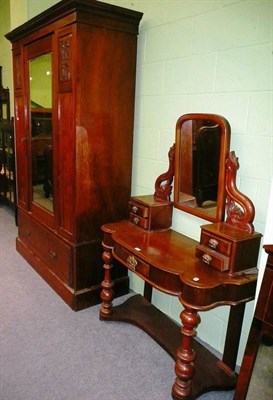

left=7, top=0, right=143, bottom=310
left=174, top=113, right=231, bottom=222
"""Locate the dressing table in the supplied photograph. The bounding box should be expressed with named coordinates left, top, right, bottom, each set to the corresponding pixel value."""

left=99, top=114, right=262, bottom=399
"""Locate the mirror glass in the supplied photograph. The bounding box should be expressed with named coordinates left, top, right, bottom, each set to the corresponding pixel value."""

left=29, top=53, right=53, bottom=213
left=174, top=114, right=230, bottom=222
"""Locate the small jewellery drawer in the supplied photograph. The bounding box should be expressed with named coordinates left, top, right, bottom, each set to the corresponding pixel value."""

left=129, top=195, right=173, bottom=231
left=128, top=200, right=149, bottom=218
left=195, top=244, right=229, bottom=272
left=129, top=212, right=148, bottom=229
left=114, top=244, right=150, bottom=279
left=200, top=232, right=232, bottom=257
left=197, top=222, right=262, bottom=273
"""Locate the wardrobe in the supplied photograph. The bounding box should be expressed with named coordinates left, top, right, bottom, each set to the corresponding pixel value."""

left=6, top=0, right=143, bottom=310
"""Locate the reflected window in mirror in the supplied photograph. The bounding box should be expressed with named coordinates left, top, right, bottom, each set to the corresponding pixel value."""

left=29, top=53, right=53, bottom=214
left=174, top=114, right=230, bottom=222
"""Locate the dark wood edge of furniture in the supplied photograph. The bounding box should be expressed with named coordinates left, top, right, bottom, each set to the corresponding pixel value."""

left=233, top=244, right=273, bottom=400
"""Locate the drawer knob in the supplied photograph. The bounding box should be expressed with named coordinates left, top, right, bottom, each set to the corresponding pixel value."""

left=132, top=206, right=138, bottom=214
left=127, top=255, right=137, bottom=270
left=133, top=216, right=140, bottom=225
left=202, top=253, right=212, bottom=264
left=49, top=250, right=57, bottom=259
left=23, top=229, right=31, bottom=237
left=208, top=238, right=218, bottom=249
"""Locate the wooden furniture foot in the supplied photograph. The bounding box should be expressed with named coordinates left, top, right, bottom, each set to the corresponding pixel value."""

left=99, top=242, right=114, bottom=318
left=172, top=306, right=201, bottom=399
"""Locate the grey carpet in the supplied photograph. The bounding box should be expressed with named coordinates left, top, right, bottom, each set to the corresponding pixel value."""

left=0, top=204, right=234, bottom=400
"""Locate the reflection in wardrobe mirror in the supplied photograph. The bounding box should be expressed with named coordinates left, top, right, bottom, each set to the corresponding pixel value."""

left=29, top=53, right=53, bottom=213
left=174, top=113, right=230, bottom=222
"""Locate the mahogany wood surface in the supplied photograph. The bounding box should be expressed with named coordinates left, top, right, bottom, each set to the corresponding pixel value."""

left=225, top=151, right=256, bottom=233
left=6, top=0, right=143, bottom=310
left=100, top=220, right=258, bottom=399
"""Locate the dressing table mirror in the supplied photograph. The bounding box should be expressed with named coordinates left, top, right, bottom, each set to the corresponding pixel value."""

left=99, top=113, right=262, bottom=399
left=174, top=113, right=230, bottom=222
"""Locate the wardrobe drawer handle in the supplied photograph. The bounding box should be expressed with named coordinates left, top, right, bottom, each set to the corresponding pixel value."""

left=132, top=205, right=138, bottom=214
left=133, top=216, right=140, bottom=225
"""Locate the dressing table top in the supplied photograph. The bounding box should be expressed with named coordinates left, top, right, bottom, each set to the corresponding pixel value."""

left=103, top=220, right=258, bottom=310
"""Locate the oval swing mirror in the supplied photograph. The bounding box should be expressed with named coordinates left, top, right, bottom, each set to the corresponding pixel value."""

left=174, top=113, right=230, bottom=222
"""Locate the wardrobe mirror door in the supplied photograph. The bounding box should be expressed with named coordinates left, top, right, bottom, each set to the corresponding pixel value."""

left=29, top=53, right=53, bottom=213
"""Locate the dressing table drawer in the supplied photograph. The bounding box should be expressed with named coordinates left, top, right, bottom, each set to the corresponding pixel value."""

left=129, top=201, right=149, bottom=218
left=114, top=245, right=150, bottom=278
left=129, top=195, right=173, bottom=231
left=129, top=212, right=149, bottom=229
left=196, top=244, right=229, bottom=271
left=200, top=232, right=232, bottom=257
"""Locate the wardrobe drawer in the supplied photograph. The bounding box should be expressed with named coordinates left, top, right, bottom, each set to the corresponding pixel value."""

left=114, top=244, right=150, bottom=279
left=18, top=212, right=70, bottom=283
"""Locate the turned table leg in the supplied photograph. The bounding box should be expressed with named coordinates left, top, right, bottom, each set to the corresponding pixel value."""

left=99, top=241, right=114, bottom=319
left=172, top=306, right=201, bottom=399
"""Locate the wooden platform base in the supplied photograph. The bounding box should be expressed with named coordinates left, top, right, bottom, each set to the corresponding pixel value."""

left=100, top=294, right=236, bottom=399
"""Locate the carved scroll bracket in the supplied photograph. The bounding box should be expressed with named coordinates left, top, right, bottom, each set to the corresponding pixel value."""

left=225, top=151, right=255, bottom=234
left=154, top=144, right=175, bottom=201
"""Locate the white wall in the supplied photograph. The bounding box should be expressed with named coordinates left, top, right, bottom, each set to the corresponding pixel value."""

left=27, top=0, right=57, bottom=19
left=4, top=0, right=273, bottom=366
left=0, top=0, right=13, bottom=107
left=105, top=0, right=273, bottom=365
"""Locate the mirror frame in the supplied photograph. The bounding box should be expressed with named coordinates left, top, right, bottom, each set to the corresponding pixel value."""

left=174, top=113, right=231, bottom=222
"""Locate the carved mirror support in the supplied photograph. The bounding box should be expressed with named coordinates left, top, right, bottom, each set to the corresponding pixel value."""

left=225, top=151, right=255, bottom=234
left=154, top=144, right=175, bottom=201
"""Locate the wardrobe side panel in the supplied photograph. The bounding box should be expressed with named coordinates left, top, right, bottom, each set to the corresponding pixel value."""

left=75, top=23, right=138, bottom=242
